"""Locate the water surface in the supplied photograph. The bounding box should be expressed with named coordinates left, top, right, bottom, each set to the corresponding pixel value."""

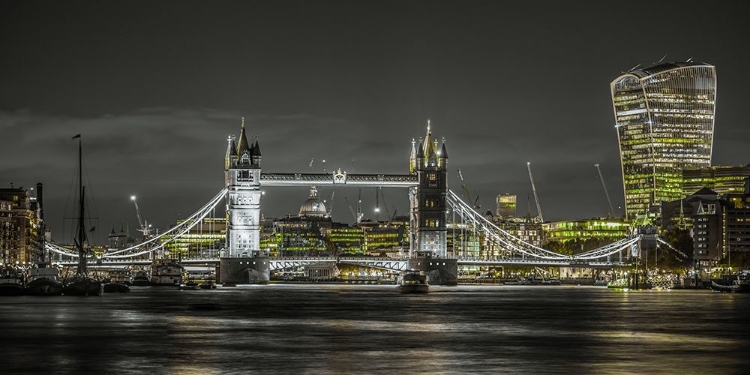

left=1, top=285, right=748, bottom=374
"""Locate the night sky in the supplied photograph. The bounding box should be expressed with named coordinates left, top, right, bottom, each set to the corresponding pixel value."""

left=2, top=0, right=749, bottom=243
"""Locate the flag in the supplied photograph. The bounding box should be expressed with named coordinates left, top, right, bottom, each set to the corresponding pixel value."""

left=72, top=134, right=81, bottom=140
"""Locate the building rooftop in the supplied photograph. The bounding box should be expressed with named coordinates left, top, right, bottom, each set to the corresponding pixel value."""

left=625, top=60, right=713, bottom=79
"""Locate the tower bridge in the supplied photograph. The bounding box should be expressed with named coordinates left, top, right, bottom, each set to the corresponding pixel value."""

left=46, top=119, right=646, bottom=285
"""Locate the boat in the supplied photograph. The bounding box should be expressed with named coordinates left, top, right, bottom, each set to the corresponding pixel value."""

left=397, top=270, right=429, bottom=294
left=199, top=280, right=217, bottom=289
left=0, top=266, right=25, bottom=296
left=62, top=135, right=103, bottom=297
left=25, top=265, right=63, bottom=296
left=178, top=281, right=200, bottom=290
left=103, top=282, right=131, bottom=293
left=710, top=270, right=750, bottom=293
left=131, top=270, right=151, bottom=286
left=151, top=259, right=184, bottom=286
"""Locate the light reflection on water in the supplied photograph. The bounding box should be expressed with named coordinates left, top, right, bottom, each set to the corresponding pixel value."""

left=1, top=285, right=748, bottom=374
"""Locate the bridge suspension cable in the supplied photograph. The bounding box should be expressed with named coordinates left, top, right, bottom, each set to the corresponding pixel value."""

left=103, top=188, right=228, bottom=259
left=446, top=190, right=640, bottom=261
left=43, top=189, right=229, bottom=260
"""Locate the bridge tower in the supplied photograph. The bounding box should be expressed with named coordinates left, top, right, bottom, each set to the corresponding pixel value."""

left=220, top=118, right=269, bottom=284
left=410, top=120, right=449, bottom=257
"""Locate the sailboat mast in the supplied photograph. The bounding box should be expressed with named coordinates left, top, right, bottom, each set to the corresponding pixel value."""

left=77, top=137, right=87, bottom=276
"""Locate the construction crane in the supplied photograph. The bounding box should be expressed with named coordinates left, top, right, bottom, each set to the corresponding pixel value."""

left=324, top=191, right=335, bottom=218
left=378, top=186, right=397, bottom=220
left=526, top=162, right=544, bottom=222
left=343, top=196, right=362, bottom=223
left=594, top=164, right=615, bottom=217
left=130, top=195, right=151, bottom=238
left=457, top=169, right=480, bottom=209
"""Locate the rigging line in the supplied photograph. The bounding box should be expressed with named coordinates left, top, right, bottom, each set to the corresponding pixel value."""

left=62, top=156, right=78, bottom=245
left=82, top=154, right=101, bottom=245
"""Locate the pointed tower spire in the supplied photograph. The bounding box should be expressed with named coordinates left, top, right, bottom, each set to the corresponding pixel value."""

left=236, top=117, right=251, bottom=160
left=252, top=136, right=262, bottom=166
left=423, top=119, right=438, bottom=166
left=439, top=137, right=448, bottom=170
left=409, top=138, right=417, bottom=174
left=225, top=135, right=237, bottom=170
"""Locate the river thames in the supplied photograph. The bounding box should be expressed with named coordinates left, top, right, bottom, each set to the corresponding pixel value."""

left=1, top=285, right=748, bottom=374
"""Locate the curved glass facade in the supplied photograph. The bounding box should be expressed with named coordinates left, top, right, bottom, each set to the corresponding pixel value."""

left=611, top=62, right=717, bottom=220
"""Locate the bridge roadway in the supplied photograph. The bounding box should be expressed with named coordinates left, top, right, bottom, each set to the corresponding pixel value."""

left=61, top=256, right=630, bottom=270
left=261, top=172, right=418, bottom=187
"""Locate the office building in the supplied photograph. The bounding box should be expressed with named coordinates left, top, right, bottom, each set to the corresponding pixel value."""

left=611, top=61, right=717, bottom=220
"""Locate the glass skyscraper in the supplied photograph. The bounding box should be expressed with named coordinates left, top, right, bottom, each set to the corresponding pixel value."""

left=611, top=61, right=717, bottom=221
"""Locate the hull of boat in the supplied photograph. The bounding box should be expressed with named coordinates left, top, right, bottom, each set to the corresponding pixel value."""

left=398, top=284, right=429, bottom=294
left=64, top=279, right=104, bottom=296
left=25, top=279, right=63, bottom=296
left=103, top=283, right=131, bottom=293
left=711, top=281, right=750, bottom=293
left=131, top=279, right=151, bottom=286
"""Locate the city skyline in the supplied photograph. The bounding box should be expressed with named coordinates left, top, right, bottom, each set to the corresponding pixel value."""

left=2, top=1, right=750, bottom=243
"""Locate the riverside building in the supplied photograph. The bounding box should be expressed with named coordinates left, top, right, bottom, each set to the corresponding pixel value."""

left=611, top=61, right=717, bottom=221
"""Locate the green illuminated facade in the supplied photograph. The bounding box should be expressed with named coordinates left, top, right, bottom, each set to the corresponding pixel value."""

left=683, top=165, right=750, bottom=197
left=543, top=219, right=631, bottom=243
left=160, top=217, right=226, bottom=257
left=611, top=61, right=717, bottom=220
left=496, top=194, right=516, bottom=220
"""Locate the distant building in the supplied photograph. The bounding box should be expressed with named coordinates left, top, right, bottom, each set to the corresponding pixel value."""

left=161, top=218, right=226, bottom=258
left=497, top=220, right=545, bottom=248
left=496, top=194, right=516, bottom=220
left=683, top=164, right=750, bottom=197
left=0, top=188, right=39, bottom=264
left=724, top=182, right=750, bottom=255
left=662, top=177, right=750, bottom=265
left=543, top=219, right=631, bottom=243
left=611, top=61, right=717, bottom=220
left=662, top=188, right=725, bottom=265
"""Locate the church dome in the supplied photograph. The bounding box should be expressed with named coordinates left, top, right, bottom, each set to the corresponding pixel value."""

left=299, top=186, right=327, bottom=217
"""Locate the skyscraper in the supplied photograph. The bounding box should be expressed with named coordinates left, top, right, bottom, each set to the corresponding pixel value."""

left=611, top=61, right=717, bottom=220
left=496, top=193, right=517, bottom=220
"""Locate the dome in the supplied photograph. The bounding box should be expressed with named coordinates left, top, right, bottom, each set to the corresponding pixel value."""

left=299, top=186, right=327, bottom=217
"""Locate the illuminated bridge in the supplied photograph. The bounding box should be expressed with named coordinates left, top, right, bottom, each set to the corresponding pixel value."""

left=47, top=120, right=648, bottom=284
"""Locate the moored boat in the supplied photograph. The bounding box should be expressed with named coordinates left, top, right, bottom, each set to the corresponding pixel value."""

left=25, top=265, right=63, bottom=296
left=103, top=282, right=131, bottom=293
left=131, top=270, right=151, bottom=286
left=397, top=270, right=429, bottom=294
left=0, top=267, right=25, bottom=296
left=178, top=281, right=200, bottom=290
left=63, top=277, right=104, bottom=296
left=199, top=280, right=217, bottom=289
left=62, top=134, right=103, bottom=297
left=710, top=270, right=750, bottom=293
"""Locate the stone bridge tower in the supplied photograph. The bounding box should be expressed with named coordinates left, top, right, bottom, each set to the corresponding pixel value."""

left=409, top=120, right=448, bottom=257
left=221, top=118, right=269, bottom=284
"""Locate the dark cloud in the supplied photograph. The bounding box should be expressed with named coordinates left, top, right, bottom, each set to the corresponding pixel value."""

left=2, top=0, right=750, bottom=243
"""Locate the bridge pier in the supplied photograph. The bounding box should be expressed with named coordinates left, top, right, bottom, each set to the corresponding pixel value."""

left=408, top=253, right=457, bottom=286
left=219, top=255, right=270, bottom=285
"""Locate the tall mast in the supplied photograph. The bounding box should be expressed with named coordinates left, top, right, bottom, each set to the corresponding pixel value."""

left=77, top=136, right=87, bottom=276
